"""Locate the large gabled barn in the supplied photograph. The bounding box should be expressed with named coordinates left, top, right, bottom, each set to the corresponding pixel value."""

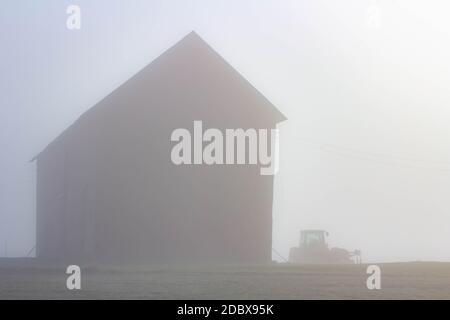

left=35, top=32, right=286, bottom=265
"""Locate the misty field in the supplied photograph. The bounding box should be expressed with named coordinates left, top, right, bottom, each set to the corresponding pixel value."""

left=0, top=261, right=449, bottom=299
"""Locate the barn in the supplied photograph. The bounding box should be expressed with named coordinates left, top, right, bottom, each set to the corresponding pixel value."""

left=34, top=32, right=286, bottom=265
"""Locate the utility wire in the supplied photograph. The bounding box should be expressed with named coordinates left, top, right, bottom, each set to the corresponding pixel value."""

left=294, top=137, right=450, bottom=171
left=272, top=247, right=289, bottom=263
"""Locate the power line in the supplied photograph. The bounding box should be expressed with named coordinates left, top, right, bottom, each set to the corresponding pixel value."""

left=26, top=245, right=35, bottom=257
left=294, top=137, right=450, bottom=171
left=272, top=247, right=288, bottom=263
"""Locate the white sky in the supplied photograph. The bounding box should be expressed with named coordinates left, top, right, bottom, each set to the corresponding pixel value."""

left=1, top=0, right=450, bottom=262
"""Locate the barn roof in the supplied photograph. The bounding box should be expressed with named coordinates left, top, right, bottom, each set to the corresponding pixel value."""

left=32, top=31, right=287, bottom=161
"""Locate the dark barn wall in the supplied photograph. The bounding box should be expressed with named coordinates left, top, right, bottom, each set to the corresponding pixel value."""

left=36, top=144, right=66, bottom=261
left=36, top=33, right=283, bottom=265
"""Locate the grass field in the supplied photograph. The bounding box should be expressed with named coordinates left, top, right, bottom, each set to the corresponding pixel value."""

left=0, top=260, right=449, bottom=299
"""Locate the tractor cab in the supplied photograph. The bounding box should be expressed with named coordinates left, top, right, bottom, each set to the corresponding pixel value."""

left=300, top=230, right=329, bottom=248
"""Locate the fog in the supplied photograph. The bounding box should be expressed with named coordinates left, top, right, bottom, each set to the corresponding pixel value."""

left=1, top=0, right=450, bottom=262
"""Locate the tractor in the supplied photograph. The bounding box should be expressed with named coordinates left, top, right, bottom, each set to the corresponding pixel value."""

left=289, top=230, right=361, bottom=264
